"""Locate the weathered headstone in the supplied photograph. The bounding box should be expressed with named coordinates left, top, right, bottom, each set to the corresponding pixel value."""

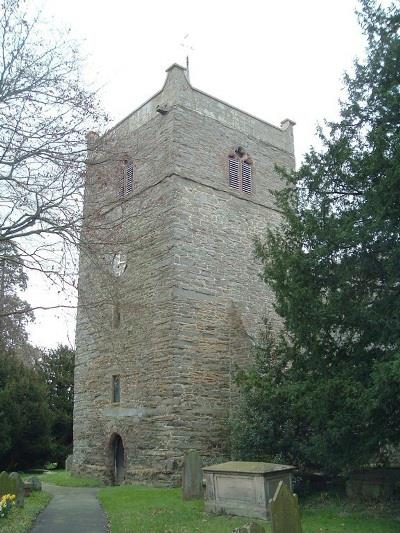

left=26, top=476, right=42, bottom=491
left=9, top=472, right=24, bottom=507
left=269, top=481, right=302, bottom=533
left=182, top=450, right=203, bottom=500
left=0, top=471, right=14, bottom=498
left=233, top=522, right=265, bottom=532
left=65, top=454, right=74, bottom=472
left=0, top=471, right=24, bottom=508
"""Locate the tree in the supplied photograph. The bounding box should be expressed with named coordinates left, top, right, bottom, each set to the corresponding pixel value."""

left=0, top=0, right=106, bottom=291
left=232, top=0, right=400, bottom=474
left=0, top=241, right=34, bottom=355
left=0, top=245, right=52, bottom=470
left=37, top=345, right=75, bottom=465
left=0, top=347, right=51, bottom=470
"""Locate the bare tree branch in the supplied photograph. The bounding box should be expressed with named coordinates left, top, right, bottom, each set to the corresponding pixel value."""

left=0, top=0, right=107, bottom=290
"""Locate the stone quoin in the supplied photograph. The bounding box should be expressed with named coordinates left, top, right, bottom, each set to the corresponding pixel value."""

left=72, top=64, right=295, bottom=485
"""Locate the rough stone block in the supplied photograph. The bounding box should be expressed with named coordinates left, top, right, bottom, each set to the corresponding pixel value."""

left=204, top=461, right=294, bottom=520
left=269, top=481, right=302, bottom=533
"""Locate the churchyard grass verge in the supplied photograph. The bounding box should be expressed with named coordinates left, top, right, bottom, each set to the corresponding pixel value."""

left=98, top=485, right=400, bottom=533
left=301, top=492, right=400, bottom=533
left=98, top=485, right=266, bottom=532
left=0, top=491, right=51, bottom=533
left=21, top=469, right=103, bottom=488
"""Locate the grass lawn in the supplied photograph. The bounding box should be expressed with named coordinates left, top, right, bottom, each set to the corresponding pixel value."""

left=98, top=485, right=266, bottom=532
left=0, top=491, right=51, bottom=533
left=22, top=469, right=104, bottom=488
left=98, top=485, right=400, bottom=533
left=301, top=493, right=400, bottom=533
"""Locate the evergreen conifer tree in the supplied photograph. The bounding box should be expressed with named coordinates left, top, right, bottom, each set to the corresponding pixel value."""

left=232, top=0, right=400, bottom=473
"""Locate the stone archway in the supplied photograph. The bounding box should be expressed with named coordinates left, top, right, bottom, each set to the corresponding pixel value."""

left=110, top=433, right=125, bottom=485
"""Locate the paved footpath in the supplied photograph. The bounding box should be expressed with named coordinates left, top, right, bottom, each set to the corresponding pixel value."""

left=30, top=483, right=107, bottom=533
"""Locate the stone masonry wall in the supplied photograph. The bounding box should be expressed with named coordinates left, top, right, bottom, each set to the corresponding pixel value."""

left=74, top=110, right=180, bottom=483
left=161, top=105, right=293, bottom=466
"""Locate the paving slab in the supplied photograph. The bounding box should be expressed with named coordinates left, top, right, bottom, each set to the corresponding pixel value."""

left=30, top=483, right=107, bottom=533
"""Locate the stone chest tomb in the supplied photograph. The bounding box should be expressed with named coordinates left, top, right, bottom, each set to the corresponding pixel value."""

left=72, top=64, right=295, bottom=485
left=203, top=461, right=295, bottom=520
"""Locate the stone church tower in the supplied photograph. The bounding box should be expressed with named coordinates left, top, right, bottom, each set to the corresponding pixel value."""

left=72, top=64, right=295, bottom=485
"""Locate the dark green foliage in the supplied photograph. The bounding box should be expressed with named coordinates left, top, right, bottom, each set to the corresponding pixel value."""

left=0, top=242, right=33, bottom=356
left=37, top=345, right=75, bottom=466
left=232, top=0, right=400, bottom=474
left=0, top=243, right=52, bottom=470
left=0, top=350, right=51, bottom=470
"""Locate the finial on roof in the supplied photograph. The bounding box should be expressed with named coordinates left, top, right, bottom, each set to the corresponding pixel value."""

left=165, top=63, right=186, bottom=72
left=163, top=63, right=192, bottom=104
left=165, top=63, right=190, bottom=84
left=280, top=118, right=296, bottom=130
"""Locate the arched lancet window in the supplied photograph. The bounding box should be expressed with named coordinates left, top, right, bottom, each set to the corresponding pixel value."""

left=228, top=147, right=253, bottom=194
left=118, top=160, right=134, bottom=198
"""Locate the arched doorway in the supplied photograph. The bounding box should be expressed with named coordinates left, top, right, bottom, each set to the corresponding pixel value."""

left=111, top=434, right=125, bottom=485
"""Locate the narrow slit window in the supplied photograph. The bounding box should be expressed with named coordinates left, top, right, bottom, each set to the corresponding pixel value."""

left=112, top=375, right=120, bottom=403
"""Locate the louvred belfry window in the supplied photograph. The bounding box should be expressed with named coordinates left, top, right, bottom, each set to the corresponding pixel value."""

left=228, top=152, right=253, bottom=194
left=126, top=162, right=133, bottom=193
left=242, top=161, right=252, bottom=193
left=228, top=156, right=240, bottom=189
left=118, top=161, right=134, bottom=198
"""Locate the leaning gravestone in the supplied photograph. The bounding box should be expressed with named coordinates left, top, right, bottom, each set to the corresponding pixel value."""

left=269, top=481, right=302, bottom=533
left=10, top=472, right=24, bottom=507
left=182, top=450, right=203, bottom=500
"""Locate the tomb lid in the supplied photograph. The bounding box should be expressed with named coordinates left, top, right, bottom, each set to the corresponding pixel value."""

left=203, top=461, right=295, bottom=474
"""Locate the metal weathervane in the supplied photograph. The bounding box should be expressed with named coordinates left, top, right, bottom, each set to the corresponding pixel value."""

left=180, top=33, right=194, bottom=81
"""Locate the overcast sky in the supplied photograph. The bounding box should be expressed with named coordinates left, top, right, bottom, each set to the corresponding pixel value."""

left=26, top=0, right=369, bottom=348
